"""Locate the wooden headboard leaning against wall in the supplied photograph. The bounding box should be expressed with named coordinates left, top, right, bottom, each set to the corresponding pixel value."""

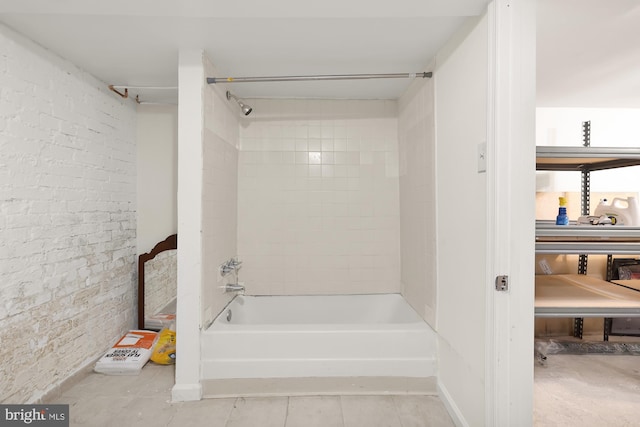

left=138, top=234, right=177, bottom=329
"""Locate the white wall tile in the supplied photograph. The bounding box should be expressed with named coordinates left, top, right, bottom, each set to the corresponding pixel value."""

left=398, top=73, right=437, bottom=327
left=237, top=98, right=400, bottom=295
left=201, top=56, right=240, bottom=327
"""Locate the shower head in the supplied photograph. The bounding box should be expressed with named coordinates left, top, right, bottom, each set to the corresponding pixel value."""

left=226, top=91, right=253, bottom=116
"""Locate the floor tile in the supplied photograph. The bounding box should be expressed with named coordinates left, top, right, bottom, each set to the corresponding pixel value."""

left=41, top=337, right=640, bottom=427
left=127, top=365, right=176, bottom=397
left=285, top=396, right=344, bottom=427
left=105, top=396, right=177, bottom=427
left=392, top=395, right=455, bottom=427
left=62, top=364, right=173, bottom=399
left=61, top=372, right=140, bottom=399
left=169, top=398, right=236, bottom=427
left=226, top=397, right=288, bottom=427
left=65, top=395, right=133, bottom=427
left=341, top=396, right=402, bottom=427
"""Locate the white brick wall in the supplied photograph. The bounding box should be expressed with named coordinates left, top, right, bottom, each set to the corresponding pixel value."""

left=0, top=24, right=137, bottom=403
left=144, top=250, right=177, bottom=316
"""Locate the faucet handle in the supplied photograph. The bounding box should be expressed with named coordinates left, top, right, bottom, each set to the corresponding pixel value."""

left=228, top=257, right=243, bottom=272
left=219, top=261, right=234, bottom=276
left=219, top=258, right=243, bottom=277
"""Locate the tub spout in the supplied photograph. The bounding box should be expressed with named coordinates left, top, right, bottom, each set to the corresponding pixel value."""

left=223, top=283, right=245, bottom=293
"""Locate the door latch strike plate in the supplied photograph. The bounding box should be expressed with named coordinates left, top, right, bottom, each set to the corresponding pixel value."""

left=495, top=275, right=509, bottom=291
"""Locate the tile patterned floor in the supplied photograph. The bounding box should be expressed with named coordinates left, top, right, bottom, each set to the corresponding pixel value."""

left=49, top=364, right=455, bottom=427
left=46, top=338, right=640, bottom=426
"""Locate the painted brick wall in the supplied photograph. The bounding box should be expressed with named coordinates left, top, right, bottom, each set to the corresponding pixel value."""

left=144, top=250, right=177, bottom=316
left=0, top=24, right=137, bottom=403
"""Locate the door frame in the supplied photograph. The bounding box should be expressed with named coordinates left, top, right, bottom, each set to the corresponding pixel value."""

left=485, top=0, right=536, bottom=425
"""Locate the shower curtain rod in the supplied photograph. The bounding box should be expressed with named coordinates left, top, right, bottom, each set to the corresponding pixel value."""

left=110, top=85, right=178, bottom=90
left=206, top=72, right=432, bottom=84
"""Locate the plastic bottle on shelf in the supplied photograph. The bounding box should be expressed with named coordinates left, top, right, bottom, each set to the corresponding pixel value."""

left=555, top=196, right=569, bottom=226
left=594, top=197, right=640, bottom=226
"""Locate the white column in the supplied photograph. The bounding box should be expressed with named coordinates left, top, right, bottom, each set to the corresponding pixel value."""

left=172, top=49, right=204, bottom=402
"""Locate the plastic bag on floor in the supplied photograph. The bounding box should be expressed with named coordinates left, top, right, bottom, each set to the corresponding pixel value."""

left=150, top=328, right=176, bottom=365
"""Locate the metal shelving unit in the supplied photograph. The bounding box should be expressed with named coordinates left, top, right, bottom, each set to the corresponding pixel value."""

left=536, top=121, right=640, bottom=339
left=536, top=222, right=640, bottom=254
left=536, top=146, right=640, bottom=172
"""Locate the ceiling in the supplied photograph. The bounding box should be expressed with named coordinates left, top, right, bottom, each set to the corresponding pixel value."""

left=1, top=0, right=639, bottom=107
left=537, top=0, right=640, bottom=108
left=0, top=0, right=487, bottom=103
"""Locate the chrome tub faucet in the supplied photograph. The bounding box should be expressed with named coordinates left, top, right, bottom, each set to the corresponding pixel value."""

left=223, top=283, right=245, bottom=293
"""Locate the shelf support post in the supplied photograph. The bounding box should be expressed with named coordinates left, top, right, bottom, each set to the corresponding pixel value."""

left=574, top=121, right=592, bottom=339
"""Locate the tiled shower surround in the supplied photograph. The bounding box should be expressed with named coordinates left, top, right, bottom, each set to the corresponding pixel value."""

left=201, top=56, right=240, bottom=326
left=237, top=99, right=401, bottom=295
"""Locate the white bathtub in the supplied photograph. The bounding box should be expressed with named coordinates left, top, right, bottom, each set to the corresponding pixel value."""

left=201, top=294, right=437, bottom=380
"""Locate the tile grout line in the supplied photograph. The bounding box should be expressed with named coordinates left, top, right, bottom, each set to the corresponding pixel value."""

left=224, top=396, right=239, bottom=427
left=391, top=395, right=407, bottom=427
left=283, top=396, right=290, bottom=427
left=339, top=395, right=347, bottom=427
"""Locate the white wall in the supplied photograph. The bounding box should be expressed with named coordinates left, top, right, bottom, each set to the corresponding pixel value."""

left=398, top=65, right=437, bottom=327
left=0, top=24, right=137, bottom=403
left=237, top=99, right=400, bottom=295
left=536, top=108, right=640, bottom=193
left=136, top=104, right=178, bottom=255
left=434, top=14, right=488, bottom=425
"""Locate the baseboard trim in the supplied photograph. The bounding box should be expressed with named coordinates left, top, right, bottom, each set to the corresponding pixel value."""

left=172, top=383, right=203, bottom=402
left=438, top=380, right=469, bottom=427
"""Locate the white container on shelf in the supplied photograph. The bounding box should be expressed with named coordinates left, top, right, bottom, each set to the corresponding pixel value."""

left=594, top=197, right=640, bottom=226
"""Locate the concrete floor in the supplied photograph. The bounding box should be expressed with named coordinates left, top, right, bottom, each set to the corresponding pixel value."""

left=534, top=336, right=640, bottom=427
